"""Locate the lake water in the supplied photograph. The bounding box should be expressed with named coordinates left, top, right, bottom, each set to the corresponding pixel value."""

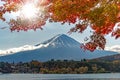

left=0, top=73, right=120, bottom=80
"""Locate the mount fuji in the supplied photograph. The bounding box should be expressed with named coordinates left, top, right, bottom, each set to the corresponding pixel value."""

left=0, top=34, right=118, bottom=62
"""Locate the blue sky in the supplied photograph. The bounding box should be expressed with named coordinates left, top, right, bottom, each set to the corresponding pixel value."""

left=0, top=1, right=120, bottom=50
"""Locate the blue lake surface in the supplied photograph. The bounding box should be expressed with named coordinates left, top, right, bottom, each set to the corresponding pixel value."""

left=0, top=73, right=120, bottom=80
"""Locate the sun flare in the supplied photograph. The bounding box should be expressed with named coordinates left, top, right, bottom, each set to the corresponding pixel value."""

left=20, top=3, right=39, bottom=19
left=21, top=3, right=38, bottom=18
left=15, top=0, right=48, bottom=20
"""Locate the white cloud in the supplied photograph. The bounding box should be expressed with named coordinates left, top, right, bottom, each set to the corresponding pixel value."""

left=0, top=44, right=49, bottom=56
left=105, top=45, right=120, bottom=53
left=0, top=45, right=33, bottom=56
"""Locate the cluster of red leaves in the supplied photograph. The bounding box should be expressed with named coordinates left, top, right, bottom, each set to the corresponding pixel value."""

left=91, top=23, right=115, bottom=35
left=9, top=19, right=46, bottom=31
left=49, top=0, right=98, bottom=24
left=69, top=23, right=87, bottom=33
left=81, top=33, right=106, bottom=52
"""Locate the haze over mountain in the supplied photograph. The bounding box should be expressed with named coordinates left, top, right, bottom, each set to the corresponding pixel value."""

left=0, top=34, right=118, bottom=62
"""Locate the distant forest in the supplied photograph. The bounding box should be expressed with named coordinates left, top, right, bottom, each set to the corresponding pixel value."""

left=0, top=59, right=120, bottom=74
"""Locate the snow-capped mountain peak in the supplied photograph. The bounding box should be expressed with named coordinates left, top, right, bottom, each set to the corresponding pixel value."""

left=36, top=34, right=80, bottom=48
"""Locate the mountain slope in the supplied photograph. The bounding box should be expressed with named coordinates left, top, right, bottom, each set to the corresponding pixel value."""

left=92, top=54, right=120, bottom=61
left=0, top=34, right=118, bottom=62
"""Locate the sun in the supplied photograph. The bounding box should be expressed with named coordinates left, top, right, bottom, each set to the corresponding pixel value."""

left=16, top=0, right=48, bottom=20
left=20, top=3, right=39, bottom=19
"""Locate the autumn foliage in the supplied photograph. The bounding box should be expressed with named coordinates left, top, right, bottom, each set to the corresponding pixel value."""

left=1, top=0, right=120, bottom=51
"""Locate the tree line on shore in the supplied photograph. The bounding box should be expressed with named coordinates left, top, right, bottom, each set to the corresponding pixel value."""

left=0, top=59, right=120, bottom=74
